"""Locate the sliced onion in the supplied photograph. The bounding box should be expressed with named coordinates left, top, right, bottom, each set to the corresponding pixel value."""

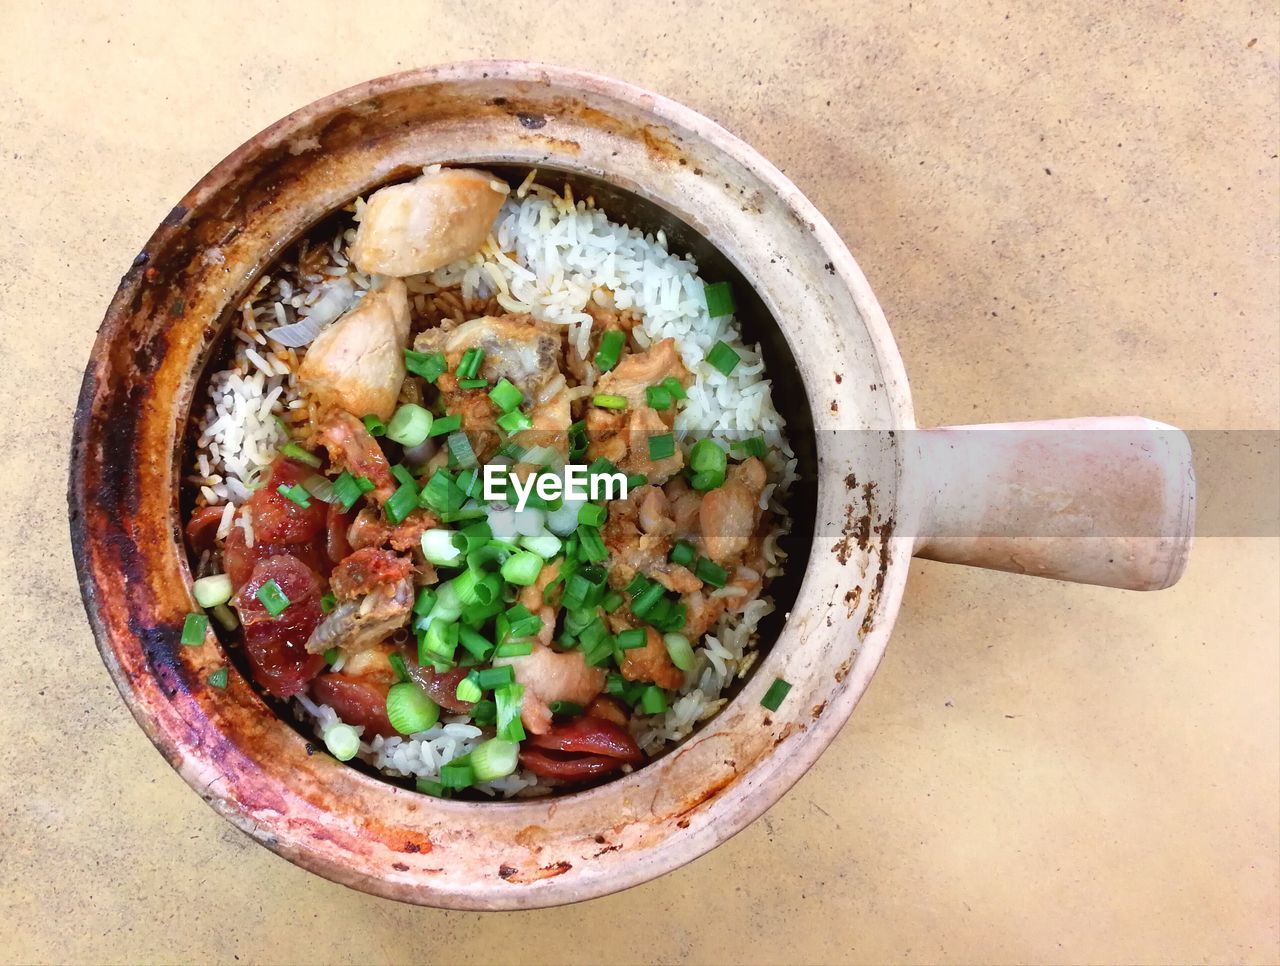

left=402, top=437, right=438, bottom=468
left=302, top=473, right=339, bottom=503
left=546, top=497, right=586, bottom=536
left=265, top=278, right=355, bottom=347
left=513, top=506, right=547, bottom=536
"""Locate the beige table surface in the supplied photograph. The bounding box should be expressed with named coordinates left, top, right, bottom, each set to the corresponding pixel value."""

left=1, top=2, right=1277, bottom=963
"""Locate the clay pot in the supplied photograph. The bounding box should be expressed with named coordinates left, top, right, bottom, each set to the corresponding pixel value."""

left=69, top=62, right=1194, bottom=909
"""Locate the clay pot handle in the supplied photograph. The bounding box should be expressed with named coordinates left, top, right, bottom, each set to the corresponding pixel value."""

left=907, top=417, right=1195, bottom=590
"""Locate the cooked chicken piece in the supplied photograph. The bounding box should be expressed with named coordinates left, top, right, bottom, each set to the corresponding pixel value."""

left=521, top=387, right=572, bottom=459
left=495, top=644, right=606, bottom=735
left=682, top=589, right=728, bottom=640
left=346, top=506, right=440, bottom=554
left=305, top=575, right=413, bottom=655
left=602, top=487, right=701, bottom=593
left=620, top=627, right=684, bottom=691
left=594, top=337, right=690, bottom=411
left=350, top=168, right=508, bottom=277
left=514, top=564, right=563, bottom=648
left=329, top=548, right=415, bottom=601
left=585, top=405, right=685, bottom=484
left=565, top=304, right=639, bottom=383
left=699, top=457, right=767, bottom=565
left=315, top=412, right=397, bottom=503
left=297, top=280, right=411, bottom=421
left=664, top=475, right=703, bottom=537
left=415, top=314, right=563, bottom=402
left=585, top=695, right=630, bottom=727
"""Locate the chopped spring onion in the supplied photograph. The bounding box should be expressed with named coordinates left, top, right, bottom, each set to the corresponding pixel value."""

left=362, top=414, right=387, bottom=437
left=661, top=376, right=687, bottom=401
left=625, top=573, right=651, bottom=597
left=211, top=603, right=239, bottom=630
left=549, top=700, right=583, bottom=717
left=519, top=531, right=562, bottom=559
left=207, top=667, right=229, bottom=689
left=385, top=681, right=441, bottom=735
left=761, top=677, right=792, bottom=712
left=392, top=460, right=416, bottom=485
left=384, top=481, right=419, bottom=525
left=193, top=574, right=232, bottom=608
left=386, top=403, right=434, bottom=447
left=413, top=587, right=437, bottom=617
left=421, top=618, right=458, bottom=665
left=469, top=738, right=519, bottom=781
left=690, top=438, right=727, bottom=475
left=594, top=329, right=626, bottom=372
left=433, top=580, right=464, bottom=622
left=690, top=470, right=723, bottom=491
left=495, top=682, right=526, bottom=742
left=670, top=540, right=697, bottom=568
left=592, top=393, right=627, bottom=410
left=421, top=529, right=463, bottom=567
left=256, top=579, right=290, bottom=617
left=324, top=723, right=361, bottom=761
left=277, top=483, right=312, bottom=508
left=458, top=377, right=488, bottom=389
left=639, top=685, right=669, bottom=714
left=488, top=378, right=523, bottom=413
left=456, top=346, right=485, bottom=379
left=458, top=626, right=495, bottom=662
left=546, top=497, right=586, bottom=536
left=469, top=699, right=498, bottom=727
left=703, top=280, right=736, bottom=318
left=475, top=665, right=515, bottom=689
left=577, top=503, right=606, bottom=527
left=568, top=420, right=588, bottom=459
left=576, top=525, right=607, bottom=562
left=663, top=633, right=696, bottom=671
left=355, top=476, right=375, bottom=493
left=706, top=340, right=741, bottom=376
left=320, top=592, right=337, bottom=614
left=645, top=385, right=673, bottom=410
left=428, top=412, right=462, bottom=437
left=648, top=433, right=675, bottom=461
left=388, top=652, right=409, bottom=682
left=439, top=758, right=475, bottom=789
left=331, top=471, right=363, bottom=510
left=180, top=612, right=208, bottom=646
left=420, top=470, right=464, bottom=515
left=302, top=473, right=338, bottom=504
left=496, top=410, right=533, bottom=434
left=280, top=442, right=321, bottom=468
left=494, top=640, right=533, bottom=658
left=445, top=431, right=477, bottom=469
left=404, top=349, right=448, bottom=382
left=733, top=435, right=768, bottom=458
left=500, top=550, right=544, bottom=586
left=323, top=646, right=341, bottom=665
left=616, top=628, right=647, bottom=650
left=455, top=675, right=483, bottom=704
left=601, top=590, right=624, bottom=613
left=505, top=604, right=544, bottom=640
left=582, top=634, right=616, bottom=668
left=416, top=778, right=448, bottom=797
left=695, top=557, right=729, bottom=588
left=631, top=581, right=665, bottom=617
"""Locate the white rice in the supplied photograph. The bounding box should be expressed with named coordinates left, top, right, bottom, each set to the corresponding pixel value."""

left=192, top=172, right=796, bottom=792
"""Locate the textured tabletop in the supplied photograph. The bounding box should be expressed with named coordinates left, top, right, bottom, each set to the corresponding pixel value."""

left=1, top=2, right=1276, bottom=963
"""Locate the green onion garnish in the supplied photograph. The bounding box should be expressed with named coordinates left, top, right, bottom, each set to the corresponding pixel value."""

left=576, top=503, right=606, bottom=528
left=469, top=699, right=498, bottom=727
left=458, top=377, right=489, bottom=389
left=388, top=652, right=409, bottom=683
left=626, top=472, right=648, bottom=489
left=631, top=581, right=664, bottom=617
left=323, top=646, right=341, bottom=665
left=413, top=587, right=437, bottom=617
left=594, top=329, right=626, bottom=372
left=761, top=677, right=792, bottom=712
left=648, top=433, right=676, bottom=461
left=180, top=612, right=208, bottom=646
left=280, top=442, right=321, bottom=468
left=386, top=681, right=441, bottom=735
left=428, top=412, right=462, bottom=437
left=458, top=625, right=495, bottom=661
left=568, top=420, right=588, bottom=459
left=496, top=410, right=533, bottom=434
left=661, top=376, right=687, bottom=401
left=645, top=385, right=673, bottom=410
left=663, top=633, right=695, bottom=671
left=695, top=557, right=728, bottom=588
left=520, top=532, right=562, bottom=559
left=330, top=471, right=363, bottom=510
left=703, top=281, right=735, bottom=318
left=355, top=476, right=375, bottom=493
left=455, top=675, right=483, bottom=704
left=468, top=738, right=519, bottom=781
left=390, top=463, right=415, bottom=488
left=256, top=580, right=290, bottom=617
left=495, top=682, right=526, bottom=742
left=320, top=592, right=337, bottom=615
left=420, top=529, right=463, bottom=567
left=592, top=393, right=628, bottom=410
left=386, top=403, right=433, bottom=447
left=500, top=550, right=544, bottom=587
left=494, top=641, right=533, bottom=658
left=207, top=667, right=229, bottom=689
left=439, top=758, right=475, bottom=789
left=733, top=435, right=768, bottom=458
left=505, top=604, right=544, bottom=641
left=405, top=349, right=448, bottom=382
left=420, top=619, right=458, bottom=665
left=670, top=540, right=696, bottom=568
left=323, top=723, right=360, bottom=761
left=549, top=701, right=583, bottom=718
left=384, top=481, right=419, bottom=525
left=276, top=483, right=312, bottom=508
left=576, top=525, right=607, bottom=562
left=445, top=431, right=477, bottom=469
left=639, top=685, right=669, bottom=715
left=419, top=470, right=464, bottom=515
left=601, top=590, right=624, bottom=613
left=616, top=628, right=647, bottom=650
left=456, top=347, right=486, bottom=380
left=475, top=665, right=515, bottom=690
left=416, top=778, right=449, bottom=797
left=625, top=573, right=651, bottom=596
left=488, top=378, right=523, bottom=413
left=193, top=574, right=232, bottom=608
left=690, top=438, right=727, bottom=475
left=706, top=340, right=741, bottom=376
left=362, top=414, right=387, bottom=437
